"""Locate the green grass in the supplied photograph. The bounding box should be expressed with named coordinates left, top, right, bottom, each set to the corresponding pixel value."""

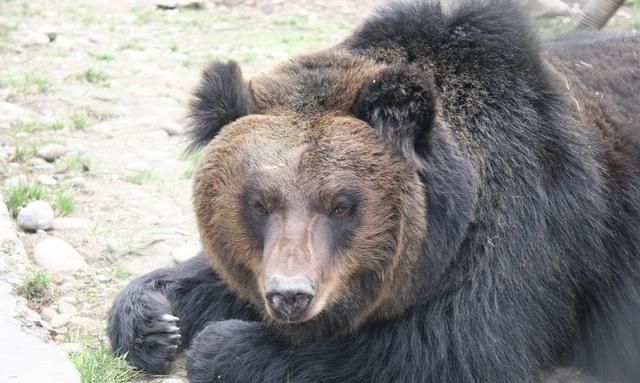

left=71, top=342, right=140, bottom=383
left=58, top=153, right=92, bottom=173
left=3, top=72, right=51, bottom=94
left=3, top=181, right=47, bottom=216
left=124, top=169, right=158, bottom=185
left=49, top=121, right=66, bottom=131
left=13, top=120, right=39, bottom=133
left=17, top=268, right=53, bottom=309
left=76, top=68, right=110, bottom=87
left=71, top=109, right=91, bottom=130
left=54, top=189, right=75, bottom=216
left=628, top=0, right=640, bottom=8
left=11, top=141, right=37, bottom=163
left=92, top=53, right=114, bottom=62
left=111, top=265, right=131, bottom=280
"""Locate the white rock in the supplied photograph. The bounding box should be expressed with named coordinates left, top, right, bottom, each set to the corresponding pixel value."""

left=105, top=237, right=121, bottom=254
left=0, top=102, right=32, bottom=123
left=58, top=302, right=77, bottom=316
left=17, top=200, right=54, bottom=231
left=36, top=143, right=66, bottom=162
left=0, top=282, right=81, bottom=383
left=20, top=31, right=51, bottom=46
left=69, top=316, right=101, bottom=331
left=40, top=306, right=57, bottom=322
left=52, top=217, right=92, bottom=231
left=36, top=174, right=57, bottom=186
left=171, top=243, right=200, bottom=263
left=3, top=175, right=28, bottom=189
left=69, top=176, right=87, bottom=189
left=49, top=313, right=70, bottom=328
left=32, top=237, right=87, bottom=273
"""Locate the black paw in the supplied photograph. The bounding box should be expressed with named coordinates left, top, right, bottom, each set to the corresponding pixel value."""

left=108, top=289, right=182, bottom=374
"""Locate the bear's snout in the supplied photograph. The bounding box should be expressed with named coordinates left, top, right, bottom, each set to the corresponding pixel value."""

left=265, top=275, right=315, bottom=322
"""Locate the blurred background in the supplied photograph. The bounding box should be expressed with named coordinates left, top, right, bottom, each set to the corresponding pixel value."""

left=0, top=1, right=638, bottom=382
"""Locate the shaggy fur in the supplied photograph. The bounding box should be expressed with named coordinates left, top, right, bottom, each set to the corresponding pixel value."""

left=107, top=1, right=640, bottom=382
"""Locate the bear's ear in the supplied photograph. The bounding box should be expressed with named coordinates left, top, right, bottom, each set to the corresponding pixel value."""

left=187, top=61, right=254, bottom=152
left=352, top=64, right=437, bottom=169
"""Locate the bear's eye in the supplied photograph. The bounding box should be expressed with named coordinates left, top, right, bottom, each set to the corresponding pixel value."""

left=252, top=201, right=269, bottom=216
left=331, top=204, right=350, bottom=218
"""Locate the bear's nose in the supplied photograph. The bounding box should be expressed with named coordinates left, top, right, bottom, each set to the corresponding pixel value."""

left=265, top=275, right=315, bottom=322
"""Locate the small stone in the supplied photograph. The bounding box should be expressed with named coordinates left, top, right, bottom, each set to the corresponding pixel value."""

left=40, top=306, right=58, bottom=322
left=20, top=32, right=51, bottom=46
left=36, top=143, right=67, bottom=162
left=52, top=217, right=92, bottom=231
left=49, top=313, right=70, bottom=328
left=105, top=237, right=121, bottom=254
left=69, top=316, right=101, bottom=331
left=36, top=174, right=57, bottom=186
left=3, top=175, right=28, bottom=189
left=60, top=343, right=81, bottom=354
left=159, top=121, right=183, bottom=136
left=95, top=274, right=111, bottom=282
left=17, top=200, right=54, bottom=231
left=58, top=302, right=77, bottom=316
left=171, top=243, right=200, bottom=263
left=69, top=177, right=87, bottom=189
left=33, top=237, right=87, bottom=273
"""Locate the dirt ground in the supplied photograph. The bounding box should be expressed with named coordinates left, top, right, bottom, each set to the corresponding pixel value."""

left=0, top=0, right=638, bottom=382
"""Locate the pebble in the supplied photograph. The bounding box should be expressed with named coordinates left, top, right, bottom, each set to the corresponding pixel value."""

left=36, top=143, right=67, bottom=162
left=49, top=313, right=70, bottom=328
left=105, top=237, right=121, bottom=254
left=171, top=243, right=200, bottom=263
left=19, top=31, right=51, bottom=46
left=52, top=217, right=93, bottom=231
left=40, top=306, right=57, bottom=322
left=69, top=316, right=100, bottom=331
left=32, top=237, right=87, bottom=273
left=17, top=200, right=54, bottom=231
left=58, top=302, right=77, bottom=316
left=69, top=176, right=87, bottom=189
left=36, top=174, right=57, bottom=186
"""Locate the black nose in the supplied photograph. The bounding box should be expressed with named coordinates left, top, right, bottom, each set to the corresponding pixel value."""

left=265, top=276, right=315, bottom=322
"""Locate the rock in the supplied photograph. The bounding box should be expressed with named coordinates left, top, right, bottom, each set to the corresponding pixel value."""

left=36, top=143, right=66, bottom=162
left=94, top=274, right=111, bottom=282
left=29, top=157, right=56, bottom=171
left=17, top=200, right=54, bottom=231
left=40, top=306, right=57, bottom=322
left=3, top=175, right=28, bottom=189
left=49, top=313, right=70, bottom=328
left=19, top=31, right=51, bottom=46
left=60, top=343, right=81, bottom=354
left=36, top=174, right=57, bottom=186
left=52, top=217, right=92, bottom=231
left=58, top=302, right=77, bottom=316
left=159, top=121, right=183, bottom=136
left=0, top=282, right=81, bottom=383
left=0, top=102, right=33, bottom=123
left=69, top=316, right=101, bottom=331
left=58, top=296, right=77, bottom=305
left=171, top=243, right=200, bottom=263
left=105, top=237, right=121, bottom=254
left=69, top=176, right=87, bottom=190
left=32, top=237, right=87, bottom=273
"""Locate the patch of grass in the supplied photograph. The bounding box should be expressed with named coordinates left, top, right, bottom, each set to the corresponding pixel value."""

left=92, top=53, right=114, bottom=62
left=16, top=268, right=54, bottom=309
left=53, top=189, right=75, bottom=216
left=11, top=141, right=37, bottom=163
left=111, top=265, right=131, bottom=280
left=71, top=342, right=140, bottom=383
left=13, top=120, right=39, bottom=133
left=4, top=72, right=51, bottom=94
left=274, top=15, right=309, bottom=27
left=58, top=153, right=92, bottom=173
left=71, top=109, right=91, bottom=130
left=628, top=0, right=640, bottom=8
left=49, top=121, right=66, bottom=131
left=124, top=169, right=158, bottom=185
left=3, top=181, right=47, bottom=216
left=76, top=68, right=110, bottom=87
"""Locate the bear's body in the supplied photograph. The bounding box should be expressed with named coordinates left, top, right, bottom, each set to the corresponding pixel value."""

left=108, top=1, right=640, bottom=382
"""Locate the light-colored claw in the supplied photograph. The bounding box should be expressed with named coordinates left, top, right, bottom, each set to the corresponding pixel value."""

left=161, top=314, right=180, bottom=322
left=169, top=333, right=182, bottom=340
left=167, top=325, right=180, bottom=333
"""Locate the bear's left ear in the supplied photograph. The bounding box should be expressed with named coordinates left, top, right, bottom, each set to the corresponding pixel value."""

left=352, top=64, right=437, bottom=169
left=187, top=61, right=254, bottom=152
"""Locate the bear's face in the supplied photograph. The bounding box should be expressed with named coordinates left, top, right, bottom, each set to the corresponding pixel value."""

left=190, top=55, right=440, bottom=340
left=193, top=113, right=426, bottom=339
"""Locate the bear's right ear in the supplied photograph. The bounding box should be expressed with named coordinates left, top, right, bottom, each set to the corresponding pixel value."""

left=187, top=61, right=254, bottom=152
left=352, top=64, right=437, bottom=170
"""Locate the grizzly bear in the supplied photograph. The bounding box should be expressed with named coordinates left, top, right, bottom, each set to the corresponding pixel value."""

left=107, top=1, right=640, bottom=382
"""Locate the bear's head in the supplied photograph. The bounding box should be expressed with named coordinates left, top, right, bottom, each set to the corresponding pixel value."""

left=190, top=51, right=471, bottom=341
